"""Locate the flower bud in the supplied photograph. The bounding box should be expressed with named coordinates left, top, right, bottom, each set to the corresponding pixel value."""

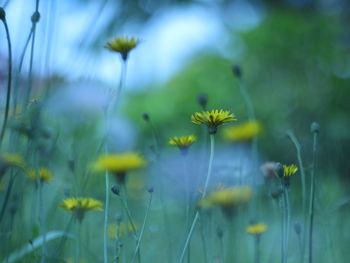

left=111, top=185, right=120, bottom=195
left=147, top=186, right=154, bottom=193
left=197, top=93, right=208, bottom=110
left=0, top=8, right=5, bottom=21
left=294, top=222, right=302, bottom=235
left=310, top=122, right=320, bottom=134
left=232, top=64, right=242, bottom=79
left=31, top=11, right=40, bottom=23
left=142, top=113, right=150, bottom=121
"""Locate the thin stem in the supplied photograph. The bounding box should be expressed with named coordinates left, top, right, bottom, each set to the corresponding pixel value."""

left=281, top=191, right=285, bottom=263
left=308, top=130, right=318, bottom=263
left=0, top=174, right=15, bottom=222
left=119, top=187, right=138, bottom=239
left=38, top=181, right=46, bottom=263
left=198, top=215, right=208, bottom=263
left=76, top=220, right=82, bottom=263
left=178, top=134, right=215, bottom=263
left=104, top=169, right=110, bottom=263
left=255, top=236, right=260, bottom=263
left=130, top=192, right=153, bottom=263
left=284, top=187, right=291, bottom=263
left=0, top=17, right=12, bottom=145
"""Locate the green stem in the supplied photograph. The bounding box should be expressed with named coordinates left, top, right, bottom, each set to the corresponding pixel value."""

left=284, top=187, right=291, bottom=263
left=286, top=130, right=306, bottom=263
left=119, top=186, right=138, bottom=239
left=281, top=190, right=285, bottom=263
left=255, top=236, right=260, bottom=263
left=0, top=174, right=15, bottom=223
left=308, top=129, right=318, bottom=263
left=178, top=134, right=215, bottom=263
left=0, top=16, right=12, bottom=146
left=130, top=192, right=153, bottom=263
left=38, top=181, right=46, bottom=263
left=104, top=169, right=110, bottom=263
left=76, top=220, right=82, bottom=263
left=198, top=215, right=208, bottom=263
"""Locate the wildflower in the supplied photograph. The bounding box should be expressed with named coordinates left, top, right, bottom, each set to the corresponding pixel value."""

left=108, top=222, right=138, bottom=238
left=275, top=164, right=298, bottom=187
left=59, top=197, right=103, bottom=221
left=28, top=168, right=53, bottom=183
left=0, top=153, right=25, bottom=177
left=283, top=164, right=298, bottom=177
left=92, top=153, right=146, bottom=183
left=246, top=223, right=267, bottom=235
left=223, top=120, right=261, bottom=142
left=198, top=186, right=252, bottom=218
left=191, top=109, right=236, bottom=134
left=169, top=135, right=197, bottom=155
left=105, top=36, right=139, bottom=61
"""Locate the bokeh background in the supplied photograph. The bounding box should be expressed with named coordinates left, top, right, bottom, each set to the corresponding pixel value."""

left=1, top=0, right=350, bottom=262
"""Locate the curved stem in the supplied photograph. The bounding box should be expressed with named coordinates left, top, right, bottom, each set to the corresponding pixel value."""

left=130, top=192, right=153, bottom=263
left=104, top=169, right=110, bottom=263
left=178, top=135, right=215, bottom=263
left=0, top=17, right=12, bottom=145
left=308, top=131, right=318, bottom=263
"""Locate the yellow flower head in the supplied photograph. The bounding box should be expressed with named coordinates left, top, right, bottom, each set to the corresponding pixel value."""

left=93, top=153, right=146, bottom=174
left=199, top=186, right=252, bottom=208
left=169, top=135, right=197, bottom=154
left=223, top=120, right=262, bottom=142
left=105, top=36, right=139, bottom=60
left=59, top=197, right=103, bottom=221
left=246, top=223, right=268, bottom=235
left=28, top=168, right=53, bottom=183
left=108, top=222, right=138, bottom=238
left=283, top=164, right=298, bottom=177
left=191, top=109, right=237, bottom=134
left=0, top=153, right=25, bottom=169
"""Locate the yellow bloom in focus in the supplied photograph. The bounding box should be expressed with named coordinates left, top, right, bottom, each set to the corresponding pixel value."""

left=283, top=164, right=298, bottom=177
left=93, top=153, right=146, bottom=174
left=246, top=223, right=268, bottom=235
left=28, top=168, right=53, bottom=183
left=0, top=153, right=25, bottom=169
left=169, top=135, right=196, bottom=154
left=105, top=36, right=139, bottom=60
left=191, top=109, right=237, bottom=134
left=223, top=120, right=261, bottom=142
left=108, top=222, right=138, bottom=238
left=59, top=197, right=103, bottom=221
left=199, top=186, right=252, bottom=208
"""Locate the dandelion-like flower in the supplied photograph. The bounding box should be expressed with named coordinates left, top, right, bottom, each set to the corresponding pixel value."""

left=105, top=36, right=139, bottom=61
left=59, top=197, right=103, bottom=221
left=93, top=153, right=146, bottom=183
left=283, top=164, right=298, bottom=177
left=199, top=186, right=252, bottom=218
left=169, top=135, right=196, bottom=154
left=0, top=153, right=25, bottom=177
left=108, top=222, right=138, bottom=238
left=28, top=168, right=53, bottom=183
left=223, top=120, right=261, bottom=142
left=191, top=109, right=237, bottom=134
left=246, top=223, right=268, bottom=235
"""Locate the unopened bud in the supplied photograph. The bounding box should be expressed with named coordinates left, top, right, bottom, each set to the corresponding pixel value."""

left=294, top=222, right=302, bottom=235
left=232, top=64, right=242, bottom=78
left=111, top=185, right=120, bottom=195
left=310, top=122, right=320, bottom=134
left=197, top=93, right=208, bottom=109
left=31, top=11, right=40, bottom=23
left=0, top=8, right=5, bottom=21
left=142, top=113, right=150, bottom=121
left=216, top=226, right=224, bottom=238
left=147, top=186, right=154, bottom=193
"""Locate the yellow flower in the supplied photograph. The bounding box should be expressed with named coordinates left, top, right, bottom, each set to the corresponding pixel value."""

left=28, top=168, right=53, bottom=183
left=199, top=186, right=252, bottom=208
left=105, top=36, right=139, bottom=60
left=59, top=197, right=103, bottom=221
left=93, top=153, right=146, bottom=183
left=223, top=120, right=261, bottom=142
left=246, top=223, right=268, bottom=235
left=169, top=135, right=196, bottom=154
left=283, top=164, right=298, bottom=177
left=191, top=109, right=237, bottom=134
left=0, top=153, right=25, bottom=169
left=108, top=222, right=138, bottom=238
